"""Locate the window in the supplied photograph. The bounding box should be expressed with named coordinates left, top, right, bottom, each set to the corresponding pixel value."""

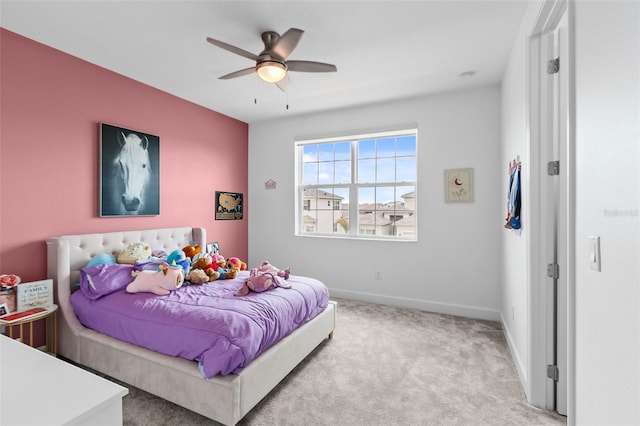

left=296, top=128, right=417, bottom=240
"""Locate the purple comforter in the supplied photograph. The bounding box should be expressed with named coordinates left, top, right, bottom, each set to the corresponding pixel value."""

left=71, top=264, right=329, bottom=378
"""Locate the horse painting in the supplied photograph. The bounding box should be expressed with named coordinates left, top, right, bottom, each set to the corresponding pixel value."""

left=115, top=132, right=151, bottom=213
left=100, top=124, right=159, bottom=216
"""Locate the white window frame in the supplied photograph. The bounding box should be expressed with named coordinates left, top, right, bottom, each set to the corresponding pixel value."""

left=295, top=128, right=418, bottom=241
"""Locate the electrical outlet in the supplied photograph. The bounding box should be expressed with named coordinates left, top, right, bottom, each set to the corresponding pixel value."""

left=374, top=271, right=382, bottom=280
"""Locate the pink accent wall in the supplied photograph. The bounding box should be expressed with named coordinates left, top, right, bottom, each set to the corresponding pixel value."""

left=0, top=29, right=249, bottom=281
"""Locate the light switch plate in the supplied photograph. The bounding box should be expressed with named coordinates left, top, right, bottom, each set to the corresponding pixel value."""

left=589, top=236, right=601, bottom=272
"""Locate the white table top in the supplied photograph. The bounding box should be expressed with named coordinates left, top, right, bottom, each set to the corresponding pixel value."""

left=0, top=334, right=128, bottom=425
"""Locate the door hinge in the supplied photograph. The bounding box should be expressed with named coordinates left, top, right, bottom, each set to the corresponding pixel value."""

left=547, top=57, right=560, bottom=74
left=547, top=364, right=559, bottom=382
left=548, top=160, right=560, bottom=176
left=547, top=263, right=559, bottom=279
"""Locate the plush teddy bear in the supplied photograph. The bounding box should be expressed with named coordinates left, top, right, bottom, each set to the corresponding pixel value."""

left=181, top=244, right=202, bottom=259
left=189, top=253, right=220, bottom=282
left=226, top=257, right=247, bottom=272
left=117, top=242, right=152, bottom=264
left=126, top=263, right=184, bottom=295
left=210, top=254, right=237, bottom=280
left=235, top=261, right=291, bottom=296
left=186, top=268, right=211, bottom=285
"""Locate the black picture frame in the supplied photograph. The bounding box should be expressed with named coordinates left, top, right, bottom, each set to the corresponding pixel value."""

left=215, top=191, right=243, bottom=220
left=100, top=123, right=160, bottom=217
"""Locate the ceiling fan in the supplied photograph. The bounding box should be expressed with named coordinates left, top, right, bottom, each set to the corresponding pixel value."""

left=206, top=28, right=337, bottom=91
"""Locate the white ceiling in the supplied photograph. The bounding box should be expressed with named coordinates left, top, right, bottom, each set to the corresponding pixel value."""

left=1, top=0, right=528, bottom=124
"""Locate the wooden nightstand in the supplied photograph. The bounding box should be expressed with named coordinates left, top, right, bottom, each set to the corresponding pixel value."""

left=2, top=304, right=58, bottom=355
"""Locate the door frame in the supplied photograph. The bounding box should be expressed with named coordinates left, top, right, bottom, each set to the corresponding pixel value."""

left=526, top=0, right=574, bottom=419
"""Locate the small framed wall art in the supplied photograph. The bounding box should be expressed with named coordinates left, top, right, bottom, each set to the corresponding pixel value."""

left=206, top=242, right=220, bottom=255
left=445, top=168, right=474, bottom=203
left=100, top=123, right=160, bottom=217
left=215, top=191, right=243, bottom=220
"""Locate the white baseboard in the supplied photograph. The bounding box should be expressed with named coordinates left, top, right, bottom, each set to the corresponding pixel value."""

left=329, top=288, right=500, bottom=321
left=500, top=312, right=528, bottom=396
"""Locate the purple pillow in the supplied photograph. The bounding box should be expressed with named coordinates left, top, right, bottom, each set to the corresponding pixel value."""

left=80, top=263, right=135, bottom=300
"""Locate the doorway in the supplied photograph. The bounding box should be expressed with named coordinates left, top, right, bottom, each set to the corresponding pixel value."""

left=528, top=0, right=571, bottom=418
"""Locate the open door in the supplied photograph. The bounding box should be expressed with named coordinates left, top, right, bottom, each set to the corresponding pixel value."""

left=542, top=22, right=569, bottom=416
left=528, top=0, right=570, bottom=417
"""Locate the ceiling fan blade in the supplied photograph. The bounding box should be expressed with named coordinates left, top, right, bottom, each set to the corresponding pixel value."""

left=219, top=67, right=256, bottom=80
left=206, top=37, right=260, bottom=61
left=275, top=74, right=290, bottom=92
left=287, top=60, right=337, bottom=73
left=271, top=28, right=304, bottom=59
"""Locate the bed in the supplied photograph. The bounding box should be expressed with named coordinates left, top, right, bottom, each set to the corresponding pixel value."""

left=46, top=227, right=336, bottom=426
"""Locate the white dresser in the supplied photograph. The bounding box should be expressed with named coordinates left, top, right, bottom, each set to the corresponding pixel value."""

left=0, top=334, right=128, bottom=425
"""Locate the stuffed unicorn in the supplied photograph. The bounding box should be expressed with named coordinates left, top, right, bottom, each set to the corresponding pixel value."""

left=126, top=262, right=184, bottom=295
left=235, top=261, right=291, bottom=296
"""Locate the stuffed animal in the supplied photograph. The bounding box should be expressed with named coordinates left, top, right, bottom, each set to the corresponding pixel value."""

left=226, top=257, right=247, bottom=272
left=182, top=244, right=202, bottom=259
left=86, top=253, right=117, bottom=268
left=117, top=242, right=152, bottom=264
left=126, top=263, right=184, bottom=295
left=211, top=254, right=226, bottom=270
left=235, top=261, right=291, bottom=296
left=189, top=253, right=220, bottom=282
left=186, top=268, right=210, bottom=284
left=254, top=261, right=290, bottom=281
left=167, top=249, right=191, bottom=274
left=210, top=254, right=237, bottom=280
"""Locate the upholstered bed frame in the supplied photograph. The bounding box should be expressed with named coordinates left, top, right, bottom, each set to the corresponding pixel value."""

left=46, top=227, right=336, bottom=426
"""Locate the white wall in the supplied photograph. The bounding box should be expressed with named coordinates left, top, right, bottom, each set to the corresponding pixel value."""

left=573, top=1, right=640, bottom=423
left=249, top=2, right=640, bottom=423
left=499, top=0, right=545, bottom=397
left=248, top=87, right=503, bottom=320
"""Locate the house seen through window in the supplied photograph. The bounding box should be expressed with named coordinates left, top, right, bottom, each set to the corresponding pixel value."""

left=296, top=128, right=417, bottom=240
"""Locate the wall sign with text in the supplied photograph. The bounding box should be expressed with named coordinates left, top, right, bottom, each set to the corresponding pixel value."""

left=215, top=191, right=243, bottom=220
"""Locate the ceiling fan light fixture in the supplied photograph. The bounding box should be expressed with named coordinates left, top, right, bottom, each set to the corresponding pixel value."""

left=256, top=61, right=287, bottom=83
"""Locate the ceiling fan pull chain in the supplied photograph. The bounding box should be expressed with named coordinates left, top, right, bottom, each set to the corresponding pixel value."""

left=254, top=74, right=258, bottom=104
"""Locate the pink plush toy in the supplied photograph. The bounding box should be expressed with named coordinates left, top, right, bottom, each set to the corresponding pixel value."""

left=126, top=263, right=185, bottom=296
left=235, top=261, right=291, bottom=296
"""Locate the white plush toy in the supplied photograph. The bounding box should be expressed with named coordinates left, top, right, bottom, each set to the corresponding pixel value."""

left=117, top=242, right=152, bottom=264
left=126, top=263, right=184, bottom=296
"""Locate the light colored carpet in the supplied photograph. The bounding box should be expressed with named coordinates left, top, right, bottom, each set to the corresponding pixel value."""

left=121, top=298, right=566, bottom=425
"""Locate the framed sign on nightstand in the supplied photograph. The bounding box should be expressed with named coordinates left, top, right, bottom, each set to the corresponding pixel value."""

left=16, top=279, right=53, bottom=311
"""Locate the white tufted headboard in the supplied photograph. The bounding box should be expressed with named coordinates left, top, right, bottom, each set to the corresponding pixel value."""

left=46, top=227, right=205, bottom=359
